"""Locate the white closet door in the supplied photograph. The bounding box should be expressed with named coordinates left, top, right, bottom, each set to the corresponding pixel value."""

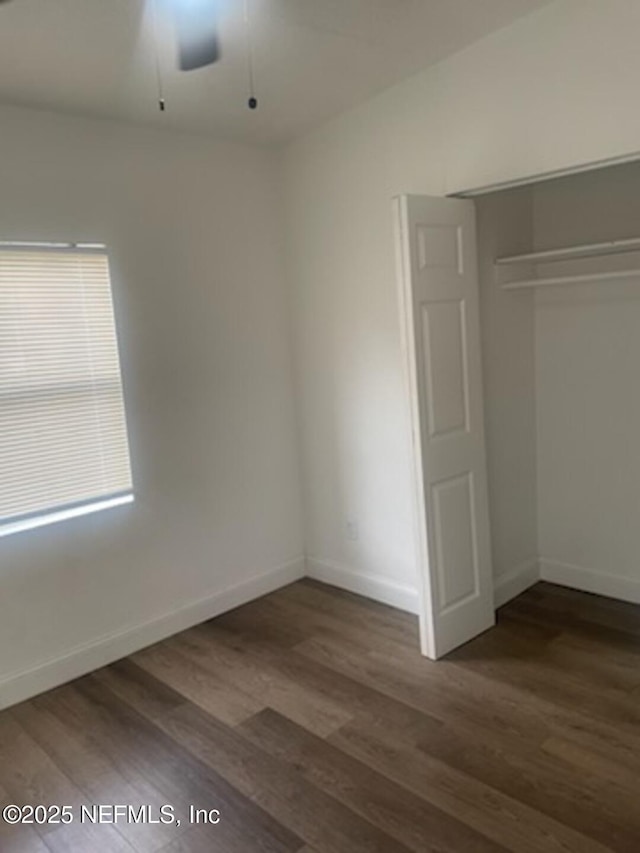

left=395, top=195, right=494, bottom=658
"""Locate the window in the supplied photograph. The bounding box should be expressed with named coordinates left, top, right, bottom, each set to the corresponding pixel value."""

left=0, top=244, right=133, bottom=537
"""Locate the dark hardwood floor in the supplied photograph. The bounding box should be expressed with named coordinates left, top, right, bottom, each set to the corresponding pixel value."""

left=2, top=579, right=640, bottom=852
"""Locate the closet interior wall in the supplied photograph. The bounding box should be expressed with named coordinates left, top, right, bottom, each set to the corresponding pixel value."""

left=476, top=187, right=538, bottom=604
left=476, top=160, right=640, bottom=605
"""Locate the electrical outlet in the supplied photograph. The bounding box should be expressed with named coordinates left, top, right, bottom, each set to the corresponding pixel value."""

left=346, top=519, right=359, bottom=541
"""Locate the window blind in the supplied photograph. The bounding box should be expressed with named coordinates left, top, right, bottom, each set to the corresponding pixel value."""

left=0, top=246, right=133, bottom=534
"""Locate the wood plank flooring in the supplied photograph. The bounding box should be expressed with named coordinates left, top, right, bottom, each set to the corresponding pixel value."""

left=2, top=579, right=640, bottom=852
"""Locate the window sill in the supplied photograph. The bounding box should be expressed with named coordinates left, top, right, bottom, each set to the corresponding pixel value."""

left=0, top=494, right=134, bottom=539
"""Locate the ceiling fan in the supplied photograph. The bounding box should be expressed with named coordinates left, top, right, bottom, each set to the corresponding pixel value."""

left=169, top=0, right=221, bottom=71
left=0, top=0, right=257, bottom=109
left=163, top=0, right=257, bottom=110
left=0, top=0, right=221, bottom=70
left=164, top=0, right=258, bottom=109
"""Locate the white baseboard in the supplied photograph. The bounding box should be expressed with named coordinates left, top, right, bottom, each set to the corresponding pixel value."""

left=540, top=558, right=640, bottom=605
left=494, top=557, right=540, bottom=608
left=0, top=557, right=305, bottom=712
left=9, top=549, right=639, bottom=713
left=305, top=556, right=420, bottom=614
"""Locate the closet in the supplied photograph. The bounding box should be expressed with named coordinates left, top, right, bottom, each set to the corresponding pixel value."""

left=397, top=159, right=640, bottom=658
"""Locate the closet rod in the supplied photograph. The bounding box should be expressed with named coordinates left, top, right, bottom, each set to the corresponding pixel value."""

left=502, top=267, right=640, bottom=291
left=496, top=236, right=640, bottom=266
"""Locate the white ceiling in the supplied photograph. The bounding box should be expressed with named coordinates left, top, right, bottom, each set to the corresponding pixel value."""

left=0, top=0, right=552, bottom=144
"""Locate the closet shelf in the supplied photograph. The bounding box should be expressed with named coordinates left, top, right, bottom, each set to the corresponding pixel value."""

left=502, top=268, right=640, bottom=290
left=496, top=236, right=640, bottom=266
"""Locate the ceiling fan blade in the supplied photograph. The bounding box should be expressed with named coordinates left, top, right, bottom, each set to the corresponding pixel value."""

left=172, top=0, right=221, bottom=71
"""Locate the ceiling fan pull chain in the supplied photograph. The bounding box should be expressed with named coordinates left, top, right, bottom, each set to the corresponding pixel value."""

left=245, top=0, right=257, bottom=109
left=152, top=0, right=166, bottom=112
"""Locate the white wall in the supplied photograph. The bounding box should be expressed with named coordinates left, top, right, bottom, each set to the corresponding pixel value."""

left=475, top=190, right=538, bottom=598
left=283, top=0, right=640, bottom=606
left=534, top=162, right=640, bottom=601
left=283, top=72, right=446, bottom=611
left=0, top=104, right=303, bottom=707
